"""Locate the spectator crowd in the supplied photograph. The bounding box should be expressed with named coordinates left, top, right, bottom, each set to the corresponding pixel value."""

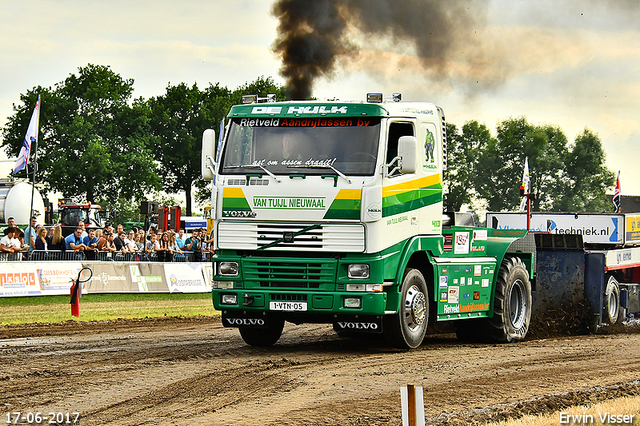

left=0, top=216, right=214, bottom=262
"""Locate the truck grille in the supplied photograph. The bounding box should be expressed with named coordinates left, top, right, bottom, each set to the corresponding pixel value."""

left=270, top=293, right=308, bottom=302
left=243, top=258, right=336, bottom=289
left=218, top=222, right=365, bottom=252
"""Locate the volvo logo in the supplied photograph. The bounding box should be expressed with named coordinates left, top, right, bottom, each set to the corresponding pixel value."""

left=336, top=322, right=379, bottom=330
left=223, top=210, right=257, bottom=218
left=225, top=318, right=265, bottom=326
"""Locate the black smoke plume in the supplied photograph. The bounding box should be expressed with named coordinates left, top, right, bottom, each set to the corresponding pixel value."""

left=271, top=0, right=489, bottom=99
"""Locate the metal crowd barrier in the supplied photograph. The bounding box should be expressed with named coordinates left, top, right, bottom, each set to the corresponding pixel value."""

left=4, top=250, right=214, bottom=262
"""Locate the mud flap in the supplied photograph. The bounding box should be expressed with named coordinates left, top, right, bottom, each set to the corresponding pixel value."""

left=222, top=310, right=272, bottom=328
left=333, top=315, right=384, bottom=334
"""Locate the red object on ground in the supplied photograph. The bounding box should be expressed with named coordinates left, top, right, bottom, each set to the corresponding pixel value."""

left=70, top=283, right=79, bottom=317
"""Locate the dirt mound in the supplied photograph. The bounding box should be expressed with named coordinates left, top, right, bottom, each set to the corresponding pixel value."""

left=0, top=314, right=220, bottom=339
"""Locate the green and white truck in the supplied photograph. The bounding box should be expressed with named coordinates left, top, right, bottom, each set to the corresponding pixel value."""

left=201, top=93, right=535, bottom=349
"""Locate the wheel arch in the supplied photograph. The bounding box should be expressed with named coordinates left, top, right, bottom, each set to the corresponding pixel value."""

left=406, top=251, right=437, bottom=323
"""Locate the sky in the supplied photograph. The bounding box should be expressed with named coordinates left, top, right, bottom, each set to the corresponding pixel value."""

left=1, top=0, right=639, bottom=200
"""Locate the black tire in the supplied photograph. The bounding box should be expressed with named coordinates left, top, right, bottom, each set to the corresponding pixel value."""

left=482, top=256, right=532, bottom=343
left=384, top=268, right=429, bottom=349
left=239, top=317, right=285, bottom=347
left=605, top=275, right=620, bottom=325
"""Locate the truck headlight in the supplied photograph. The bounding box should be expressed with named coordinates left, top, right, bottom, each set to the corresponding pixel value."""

left=343, top=297, right=362, bottom=308
left=221, top=294, right=238, bottom=305
left=347, top=264, right=370, bottom=279
left=218, top=261, right=239, bottom=276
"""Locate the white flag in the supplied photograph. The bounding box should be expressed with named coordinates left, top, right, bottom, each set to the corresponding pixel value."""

left=13, top=95, right=40, bottom=174
left=519, top=157, right=530, bottom=212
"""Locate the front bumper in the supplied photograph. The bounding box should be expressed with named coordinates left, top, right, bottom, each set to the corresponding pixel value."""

left=213, top=289, right=388, bottom=316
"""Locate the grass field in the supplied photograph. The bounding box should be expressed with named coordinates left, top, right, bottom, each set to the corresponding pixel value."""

left=483, top=395, right=640, bottom=425
left=0, top=293, right=218, bottom=325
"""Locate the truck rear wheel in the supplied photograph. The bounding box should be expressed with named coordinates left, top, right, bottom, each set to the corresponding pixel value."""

left=605, top=275, right=620, bottom=325
left=384, top=268, right=429, bottom=349
left=239, top=317, right=285, bottom=347
left=483, top=256, right=531, bottom=343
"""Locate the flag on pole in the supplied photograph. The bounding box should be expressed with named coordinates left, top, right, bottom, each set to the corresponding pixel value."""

left=613, top=170, right=621, bottom=213
left=519, top=157, right=530, bottom=212
left=13, top=95, right=40, bottom=174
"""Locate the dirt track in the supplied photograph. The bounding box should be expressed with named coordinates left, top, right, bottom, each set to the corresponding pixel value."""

left=1, top=317, right=640, bottom=426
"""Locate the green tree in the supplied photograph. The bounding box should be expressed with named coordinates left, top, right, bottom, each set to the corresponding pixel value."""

left=147, top=82, right=233, bottom=216
left=193, top=76, right=287, bottom=206
left=443, top=121, right=494, bottom=212
left=474, top=117, right=570, bottom=212
left=555, top=128, right=615, bottom=212
left=1, top=64, right=160, bottom=203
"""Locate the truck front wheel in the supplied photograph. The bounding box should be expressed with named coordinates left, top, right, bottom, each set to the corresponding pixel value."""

left=484, top=256, right=532, bottom=342
left=384, top=268, right=429, bottom=349
left=239, top=317, right=285, bottom=347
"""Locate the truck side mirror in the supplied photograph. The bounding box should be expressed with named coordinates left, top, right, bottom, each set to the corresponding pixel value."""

left=398, top=136, right=418, bottom=174
left=201, top=129, right=216, bottom=181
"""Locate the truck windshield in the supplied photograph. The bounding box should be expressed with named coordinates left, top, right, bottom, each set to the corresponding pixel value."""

left=220, top=117, right=381, bottom=176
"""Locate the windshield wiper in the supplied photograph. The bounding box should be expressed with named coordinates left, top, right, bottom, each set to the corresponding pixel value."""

left=291, top=164, right=352, bottom=184
left=226, top=164, right=281, bottom=183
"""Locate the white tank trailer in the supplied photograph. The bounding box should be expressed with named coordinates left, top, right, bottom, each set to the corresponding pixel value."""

left=0, top=179, right=45, bottom=225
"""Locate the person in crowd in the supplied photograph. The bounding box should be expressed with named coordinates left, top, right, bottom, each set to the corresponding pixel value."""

left=136, top=228, right=147, bottom=253
left=83, top=228, right=98, bottom=260
left=97, top=230, right=115, bottom=251
left=24, top=216, right=37, bottom=252
left=7, top=217, right=15, bottom=227
left=33, top=227, right=48, bottom=260
left=185, top=229, right=200, bottom=260
left=169, top=231, right=184, bottom=259
left=134, top=230, right=145, bottom=253
left=77, top=221, right=88, bottom=239
left=147, top=226, right=157, bottom=241
left=175, top=228, right=186, bottom=248
left=155, top=231, right=173, bottom=262
left=202, top=228, right=215, bottom=260
left=14, top=229, right=29, bottom=260
left=48, top=225, right=66, bottom=258
left=124, top=230, right=137, bottom=253
left=65, top=227, right=87, bottom=259
left=35, top=227, right=48, bottom=251
left=112, top=231, right=128, bottom=254
left=145, top=232, right=158, bottom=260
left=0, top=227, right=17, bottom=261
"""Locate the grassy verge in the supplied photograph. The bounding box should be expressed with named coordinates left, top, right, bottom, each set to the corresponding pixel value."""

left=483, top=395, right=640, bottom=425
left=0, top=293, right=218, bottom=325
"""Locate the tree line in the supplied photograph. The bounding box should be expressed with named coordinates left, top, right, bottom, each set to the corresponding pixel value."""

left=444, top=119, right=614, bottom=214
left=1, top=64, right=614, bottom=223
left=1, top=64, right=285, bottom=221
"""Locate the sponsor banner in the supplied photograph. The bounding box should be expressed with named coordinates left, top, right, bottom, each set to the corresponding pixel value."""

left=164, top=263, right=211, bottom=293
left=38, top=263, right=83, bottom=294
left=0, top=264, right=39, bottom=296
left=487, top=212, right=623, bottom=245
left=0, top=262, right=212, bottom=297
left=86, top=263, right=134, bottom=292
left=625, top=214, right=640, bottom=245
left=201, top=264, right=213, bottom=289
left=129, top=264, right=166, bottom=292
